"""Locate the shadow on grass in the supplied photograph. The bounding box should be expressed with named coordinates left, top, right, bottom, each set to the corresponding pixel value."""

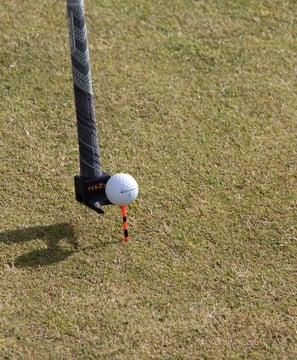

left=0, top=223, right=78, bottom=267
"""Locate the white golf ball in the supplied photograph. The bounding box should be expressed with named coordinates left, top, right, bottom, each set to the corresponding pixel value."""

left=105, top=173, right=139, bottom=206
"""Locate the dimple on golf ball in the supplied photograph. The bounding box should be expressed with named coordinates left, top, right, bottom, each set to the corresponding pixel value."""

left=105, top=173, right=139, bottom=206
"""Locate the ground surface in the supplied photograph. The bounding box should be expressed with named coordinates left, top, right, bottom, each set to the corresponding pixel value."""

left=0, top=0, right=296, bottom=359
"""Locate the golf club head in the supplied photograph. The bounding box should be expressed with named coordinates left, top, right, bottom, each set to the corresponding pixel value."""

left=74, top=173, right=112, bottom=214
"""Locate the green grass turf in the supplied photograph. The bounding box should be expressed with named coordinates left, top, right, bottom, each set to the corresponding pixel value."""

left=0, top=0, right=296, bottom=358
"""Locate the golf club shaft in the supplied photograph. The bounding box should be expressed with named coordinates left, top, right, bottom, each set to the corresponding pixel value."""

left=67, top=0, right=102, bottom=178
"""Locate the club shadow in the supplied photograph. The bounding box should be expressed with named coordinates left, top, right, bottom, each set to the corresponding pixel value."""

left=0, top=222, right=78, bottom=267
left=14, top=246, right=75, bottom=267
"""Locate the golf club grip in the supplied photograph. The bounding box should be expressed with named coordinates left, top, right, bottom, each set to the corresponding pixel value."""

left=67, top=0, right=102, bottom=178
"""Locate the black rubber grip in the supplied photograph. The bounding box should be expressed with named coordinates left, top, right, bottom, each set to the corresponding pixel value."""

left=67, top=0, right=102, bottom=178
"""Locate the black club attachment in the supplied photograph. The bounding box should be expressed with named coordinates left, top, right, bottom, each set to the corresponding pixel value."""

left=74, top=173, right=112, bottom=214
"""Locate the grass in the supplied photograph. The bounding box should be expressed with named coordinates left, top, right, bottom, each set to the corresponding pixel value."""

left=0, top=0, right=296, bottom=358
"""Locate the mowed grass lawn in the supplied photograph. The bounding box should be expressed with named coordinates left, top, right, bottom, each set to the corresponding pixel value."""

left=0, top=0, right=296, bottom=358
